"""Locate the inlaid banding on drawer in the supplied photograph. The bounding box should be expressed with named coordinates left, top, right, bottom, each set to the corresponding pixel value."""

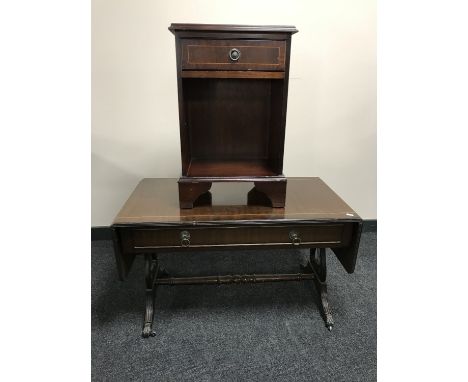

left=181, top=39, right=286, bottom=71
left=124, top=224, right=352, bottom=251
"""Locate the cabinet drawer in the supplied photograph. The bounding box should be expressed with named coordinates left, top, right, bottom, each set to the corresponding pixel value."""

left=181, top=39, right=286, bottom=71
left=124, top=224, right=352, bottom=251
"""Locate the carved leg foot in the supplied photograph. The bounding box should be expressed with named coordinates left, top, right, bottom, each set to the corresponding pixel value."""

left=178, top=181, right=212, bottom=209
left=142, top=324, right=155, bottom=337
left=142, top=290, right=156, bottom=338
left=142, top=254, right=158, bottom=338
left=309, top=248, right=334, bottom=331
left=247, top=180, right=287, bottom=207
left=317, top=281, right=334, bottom=331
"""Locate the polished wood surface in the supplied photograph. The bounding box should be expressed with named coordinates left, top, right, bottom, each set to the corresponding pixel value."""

left=181, top=39, right=286, bottom=71
left=181, top=70, right=285, bottom=79
left=187, top=159, right=276, bottom=177
left=112, top=174, right=361, bottom=336
left=170, top=23, right=297, bottom=208
left=185, top=79, right=273, bottom=163
left=169, top=24, right=298, bottom=34
left=112, top=177, right=362, bottom=281
left=121, top=223, right=352, bottom=252
left=113, top=177, right=360, bottom=225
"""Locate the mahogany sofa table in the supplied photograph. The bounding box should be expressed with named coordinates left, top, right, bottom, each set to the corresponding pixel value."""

left=111, top=177, right=362, bottom=338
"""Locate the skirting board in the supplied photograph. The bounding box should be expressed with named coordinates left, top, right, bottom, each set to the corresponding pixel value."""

left=91, top=226, right=113, bottom=241
left=92, top=220, right=377, bottom=241
left=362, top=219, right=377, bottom=233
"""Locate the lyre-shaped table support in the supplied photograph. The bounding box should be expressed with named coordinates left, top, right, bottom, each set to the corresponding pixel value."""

left=302, top=248, right=334, bottom=331
left=142, top=254, right=158, bottom=337
left=141, top=247, right=335, bottom=337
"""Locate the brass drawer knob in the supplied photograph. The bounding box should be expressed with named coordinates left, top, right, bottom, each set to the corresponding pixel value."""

left=289, top=230, right=301, bottom=246
left=180, top=231, right=191, bottom=247
left=229, top=48, right=241, bottom=61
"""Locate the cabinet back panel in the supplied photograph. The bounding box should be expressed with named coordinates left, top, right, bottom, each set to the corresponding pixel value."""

left=184, top=78, right=281, bottom=161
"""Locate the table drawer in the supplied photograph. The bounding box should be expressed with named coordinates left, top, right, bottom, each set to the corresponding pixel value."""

left=181, top=39, right=286, bottom=71
left=124, top=224, right=352, bottom=251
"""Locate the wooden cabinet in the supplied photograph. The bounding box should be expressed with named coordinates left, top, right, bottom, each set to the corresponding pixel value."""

left=169, top=24, right=298, bottom=208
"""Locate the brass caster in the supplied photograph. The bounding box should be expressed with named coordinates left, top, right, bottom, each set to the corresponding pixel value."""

left=142, top=324, right=155, bottom=338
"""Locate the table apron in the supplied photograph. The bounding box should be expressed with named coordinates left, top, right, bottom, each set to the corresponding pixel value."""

left=119, top=223, right=353, bottom=253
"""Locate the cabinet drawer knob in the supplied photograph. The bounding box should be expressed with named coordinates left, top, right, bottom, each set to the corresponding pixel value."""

left=180, top=231, right=191, bottom=247
left=289, top=231, right=301, bottom=246
left=229, top=48, right=241, bottom=61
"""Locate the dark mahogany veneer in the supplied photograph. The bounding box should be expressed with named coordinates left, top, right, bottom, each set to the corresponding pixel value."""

left=111, top=177, right=362, bottom=336
left=112, top=178, right=361, bottom=278
left=169, top=24, right=298, bottom=208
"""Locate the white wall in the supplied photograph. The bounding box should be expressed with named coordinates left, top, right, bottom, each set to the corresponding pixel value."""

left=92, top=0, right=376, bottom=226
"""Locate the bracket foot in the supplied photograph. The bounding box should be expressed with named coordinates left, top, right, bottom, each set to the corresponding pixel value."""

left=178, top=181, right=212, bottom=209
left=247, top=180, right=286, bottom=208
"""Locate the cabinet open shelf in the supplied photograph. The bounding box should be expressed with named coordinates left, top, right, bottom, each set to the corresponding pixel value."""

left=187, top=159, right=277, bottom=178
left=181, top=71, right=285, bottom=79
left=181, top=77, right=286, bottom=177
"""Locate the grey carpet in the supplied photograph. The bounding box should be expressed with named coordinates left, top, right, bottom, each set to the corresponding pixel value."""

left=92, top=232, right=376, bottom=381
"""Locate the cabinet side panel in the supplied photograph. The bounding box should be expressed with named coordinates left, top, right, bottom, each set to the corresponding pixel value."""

left=175, top=36, right=191, bottom=175
left=268, top=37, right=291, bottom=174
